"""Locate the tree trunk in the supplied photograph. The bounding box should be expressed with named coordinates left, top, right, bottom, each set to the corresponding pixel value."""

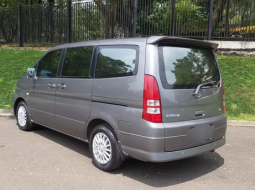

left=0, top=12, right=12, bottom=43
left=104, top=17, right=110, bottom=39
left=94, top=0, right=132, bottom=39
left=225, top=0, right=230, bottom=37
left=48, top=0, right=54, bottom=43
left=212, top=0, right=227, bottom=34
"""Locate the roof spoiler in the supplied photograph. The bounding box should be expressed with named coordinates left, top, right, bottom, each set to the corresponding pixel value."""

left=147, top=36, right=218, bottom=50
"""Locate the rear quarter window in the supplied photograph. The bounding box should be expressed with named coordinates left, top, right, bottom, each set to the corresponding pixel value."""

left=158, top=45, right=220, bottom=89
left=95, top=45, right=139, bottom=78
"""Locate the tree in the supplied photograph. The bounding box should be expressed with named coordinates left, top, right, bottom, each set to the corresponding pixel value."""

left=94, top=0, right=134, bottom=39
left=136, top=0, right=208, bottom=36
left=1, top=0, right=255, bottom=43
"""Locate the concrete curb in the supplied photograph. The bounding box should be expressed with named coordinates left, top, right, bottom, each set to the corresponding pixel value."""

left=227, top=120, right=255, bottom=127
left=1, top=109, right=255, bottom=127
left=0, top=109, right=14, bottom=117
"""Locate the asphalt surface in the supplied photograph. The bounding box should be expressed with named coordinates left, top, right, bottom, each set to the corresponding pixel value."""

left=0, top=117, right=254, bottom=190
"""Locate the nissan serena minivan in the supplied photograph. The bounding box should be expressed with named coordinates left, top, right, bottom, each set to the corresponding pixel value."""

left=12, top=36, right=227, bottom=171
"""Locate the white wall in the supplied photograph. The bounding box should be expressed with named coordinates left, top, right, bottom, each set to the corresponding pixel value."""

left=206, top=41, right=255, bottom=49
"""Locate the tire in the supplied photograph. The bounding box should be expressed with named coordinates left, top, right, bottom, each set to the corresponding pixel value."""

left=89, top=124, right=123, bottom=171
left=16, top=101, right=34, bottom=131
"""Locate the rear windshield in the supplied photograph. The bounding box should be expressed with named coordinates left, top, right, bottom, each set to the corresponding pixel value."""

left=158, top=45, right=220, bottom=89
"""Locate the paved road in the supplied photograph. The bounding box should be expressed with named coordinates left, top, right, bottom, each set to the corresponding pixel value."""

left=0, top=117, right=254, bottom=190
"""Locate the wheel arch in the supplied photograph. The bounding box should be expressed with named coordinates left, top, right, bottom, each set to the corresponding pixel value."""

left=86, top=118, right=127, bottom=162
left=13, top=97, right=26, bottom=116
left=86, top=119, right=117, bottom=141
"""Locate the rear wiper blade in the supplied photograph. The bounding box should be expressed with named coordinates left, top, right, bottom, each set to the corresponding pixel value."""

left=193, top=81, right=216, bottom=96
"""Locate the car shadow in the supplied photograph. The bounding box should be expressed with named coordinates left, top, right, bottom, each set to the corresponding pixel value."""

left=33, top=125, right=224, bottom=188
left=112, top=153, right=224, bottom=187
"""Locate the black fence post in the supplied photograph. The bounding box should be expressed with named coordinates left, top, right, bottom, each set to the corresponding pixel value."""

left=67, top=0, right=72, bottom=43
left=133, top=0, right=138, bottom=37
left=170, top=0, right=176, bottom=36
left=225, top=0, right=230, bottom=37
left=208, top=0, right=214, bottom=40
left=18, top=4, right=23, bottom=47
left=248, top=0, right=252, bottom=41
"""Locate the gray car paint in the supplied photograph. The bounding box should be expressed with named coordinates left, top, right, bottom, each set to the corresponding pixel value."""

left=54, top=78, right=93, bottom=138
left=145, top=43, right=225, bottom=152
left=12, top=36, right=227, bottom=162
left=29, top=78, right=57, bottom=127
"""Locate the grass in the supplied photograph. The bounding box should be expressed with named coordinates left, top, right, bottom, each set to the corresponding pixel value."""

left=0, top=49, right=45, bottom=109
left=218, top=55, right=255, bottom=121
left=0, top=49, right=255, bottom=121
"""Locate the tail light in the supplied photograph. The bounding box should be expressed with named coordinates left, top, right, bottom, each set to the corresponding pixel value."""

left=142, top=75, right=162, bottom=123
left=222, top=82, right=225, bottom=113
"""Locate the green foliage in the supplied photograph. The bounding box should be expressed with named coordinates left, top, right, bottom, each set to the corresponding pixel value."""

left=137, top=0, right=208, bottom=36
left=218, top=55, right=255, bottom=121
left=1, top=0, right=255, bottom=41
left=72, top=3, right=105, bottom=41
left=175, top=0, right=208, bottom=33
left=0, top=0, right=66, bottom=8
left=0, top=49, right=44, bottom=109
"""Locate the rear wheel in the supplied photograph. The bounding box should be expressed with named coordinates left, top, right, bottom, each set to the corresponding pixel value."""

left=16, top=101, right=34, bottom=131
left=89, top=124, right=123, bottom=171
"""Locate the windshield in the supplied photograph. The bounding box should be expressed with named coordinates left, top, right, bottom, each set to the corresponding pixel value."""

left=158, top=45, right=220, bottom=89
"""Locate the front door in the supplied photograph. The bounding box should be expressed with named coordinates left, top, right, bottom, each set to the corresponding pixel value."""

left=29, top=49, right=63, bottom=128
left=54, top=46, right=94, bottom=138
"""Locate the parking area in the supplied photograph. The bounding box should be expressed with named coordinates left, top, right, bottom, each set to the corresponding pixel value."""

left=0, top=117, right=254, bottom=190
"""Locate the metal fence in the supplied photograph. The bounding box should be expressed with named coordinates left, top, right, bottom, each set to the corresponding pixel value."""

left=0, top=0, right=255, bottom=46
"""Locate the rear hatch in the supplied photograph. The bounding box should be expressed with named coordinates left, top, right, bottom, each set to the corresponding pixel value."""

left=158, top=45, right=223, bottom=122
left=157, top=44, right=225, bottom=151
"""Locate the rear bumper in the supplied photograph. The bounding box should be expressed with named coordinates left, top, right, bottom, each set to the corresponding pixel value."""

left=121, top=114, right=227, bottom=162
left=135, top=137, right=225, bottom=162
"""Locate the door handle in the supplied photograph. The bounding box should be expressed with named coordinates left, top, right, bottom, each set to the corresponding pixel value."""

left=47, top=83, right=56, bottom=89
left=57, top=83, right=66, bottom=89
left=195, top=110, right=204, bottom=117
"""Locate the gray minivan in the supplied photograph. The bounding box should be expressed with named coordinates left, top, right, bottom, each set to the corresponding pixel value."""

left=12, top=36, right=227, bottom=171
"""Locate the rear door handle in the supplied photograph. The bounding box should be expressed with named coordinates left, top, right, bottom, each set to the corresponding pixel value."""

left=195, top=110, right=204, bottom=116
left=57, top=83, right=66, bottom=89
left=47, top=83, right=56, bottom=89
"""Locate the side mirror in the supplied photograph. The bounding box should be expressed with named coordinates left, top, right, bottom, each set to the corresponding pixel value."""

left=27, top=68, right=36, bottom=77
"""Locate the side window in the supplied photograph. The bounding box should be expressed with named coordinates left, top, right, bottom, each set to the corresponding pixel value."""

left=37, top=50, right=62, bottom=78
left=95, top=46, right=139, bottom=78
left=61, top=46, right=94, bottom=77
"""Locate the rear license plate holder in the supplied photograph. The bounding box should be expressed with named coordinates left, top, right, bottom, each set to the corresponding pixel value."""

left=188, top=124, right=214, bottom=145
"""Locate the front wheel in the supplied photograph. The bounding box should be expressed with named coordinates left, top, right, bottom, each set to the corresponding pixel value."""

left=89, top=124, right=123, bottom=171
left=16, top=101, right=34, bottom=131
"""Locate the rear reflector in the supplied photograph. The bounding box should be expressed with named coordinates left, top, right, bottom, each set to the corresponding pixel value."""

left=222, top=82, right=226, bottom=113
left=142, top=75, right=162, bottom=123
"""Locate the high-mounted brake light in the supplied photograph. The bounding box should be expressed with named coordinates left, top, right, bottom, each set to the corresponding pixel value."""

left=222, top=82, right=226, bottom=113
left=142, top=75, right=162, bottom=123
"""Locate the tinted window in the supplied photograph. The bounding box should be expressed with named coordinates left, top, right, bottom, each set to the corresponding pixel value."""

left=96, top=46, right=138, bottom=78
left=158, top=46, right=220, bottom=89
left=61, top=46, right=94, bottom=77
left=37, top=50, right=62, bottom=78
